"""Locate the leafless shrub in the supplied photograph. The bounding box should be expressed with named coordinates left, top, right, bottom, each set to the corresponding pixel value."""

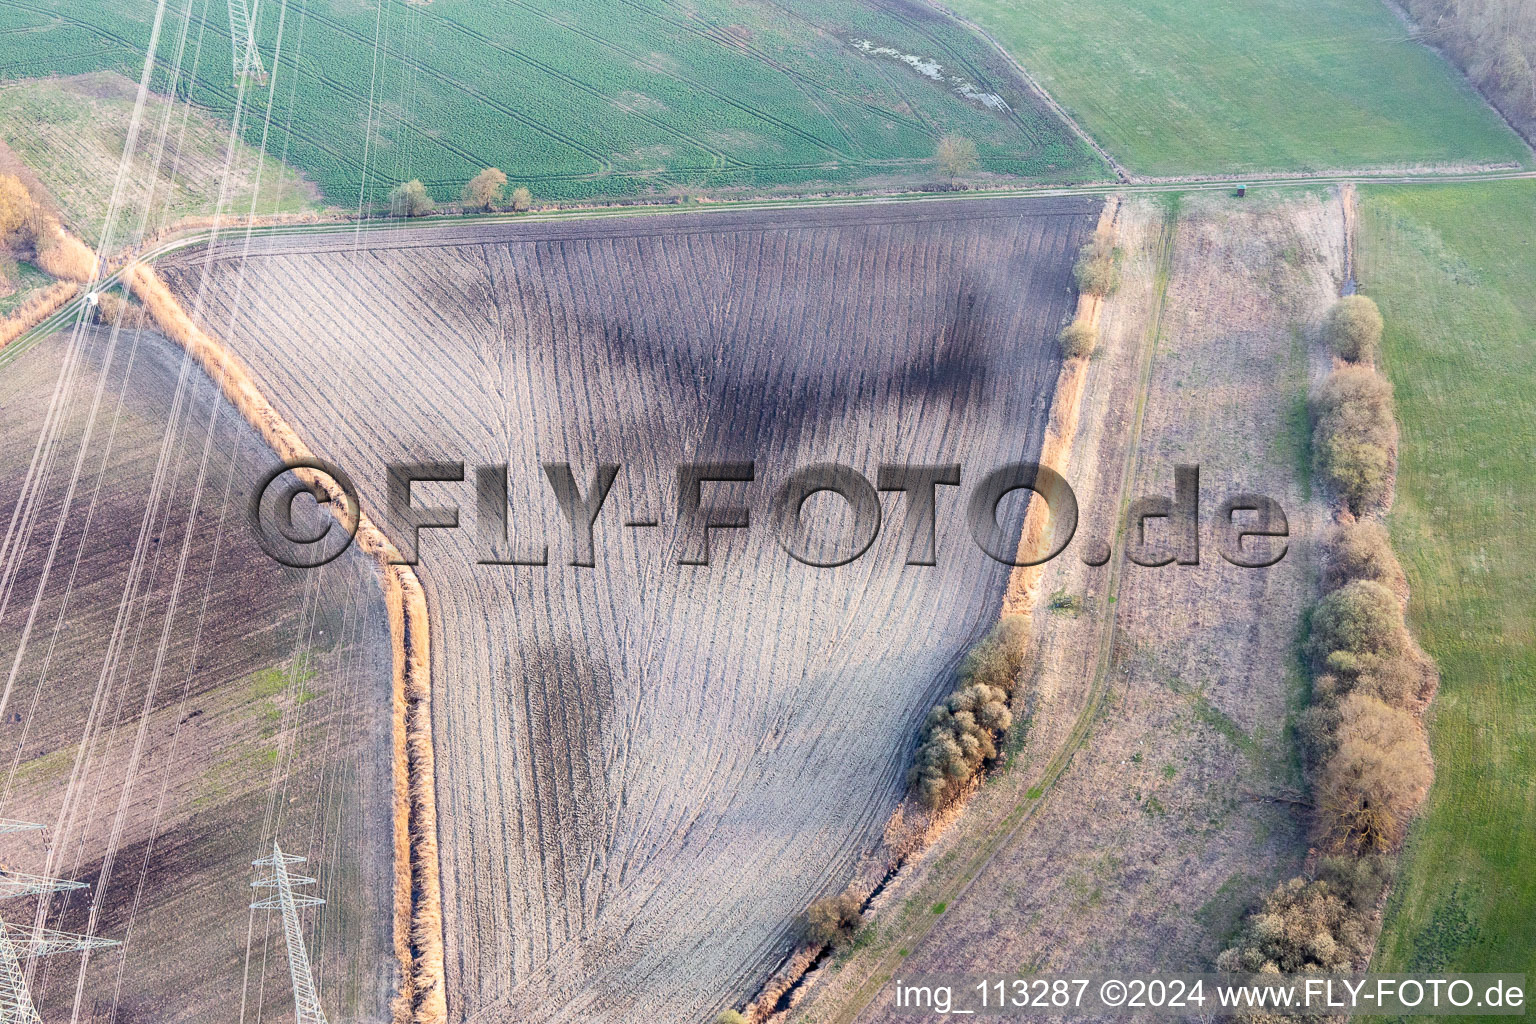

left=802, top=892, right=862, bottom=948
left=1321, top=521, right=1406, bottom=596
left=1311, top=365, right=1395, bottom=512
left=1325, top=295, right=1383, bottom=364
left=0, top=174, right=31, bottom=246
left=910, top=616, right=1027, bottom=807
left=1316, top=853, right=1392, bottom=911
left=1073, top=226, right=1121, bottom=297
left=1313, top=694, right=1432, bottom=853
left=1216, top=876, right=1368, bottom=974
left=935, top=135, right=979, bottom=181
left=1058, top=318, right=1097, bottom=358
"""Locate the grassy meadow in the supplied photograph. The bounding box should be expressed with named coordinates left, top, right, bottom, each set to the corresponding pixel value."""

left=1357, top=181, right=1536, bottom=991
left=0, top=0, right=1106, bottom=205
left=945, top=0, right=1531, bottom=176
left=0, top=72, right=317, bottom=245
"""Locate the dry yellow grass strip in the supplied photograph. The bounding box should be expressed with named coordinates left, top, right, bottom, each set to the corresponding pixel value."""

left=34, top=218, right=99, bottom=282
left=122, top=261, right=447, bottom=1024
left=1004, top=196, right=1121, bottom=616
left=0, top=279, right=79, bottom=353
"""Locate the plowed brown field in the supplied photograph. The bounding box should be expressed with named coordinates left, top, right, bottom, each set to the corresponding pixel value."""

left=157, top=197, right=1099, bottom=1022
left=0, top=322, right=396, bottom=1022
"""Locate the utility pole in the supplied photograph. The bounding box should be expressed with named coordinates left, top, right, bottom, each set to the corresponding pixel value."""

left=225, top=0, right=267, bottom=82
left=0, top=821, right=119, bottom=1024
left=251, top=842, right=328, bottom=1024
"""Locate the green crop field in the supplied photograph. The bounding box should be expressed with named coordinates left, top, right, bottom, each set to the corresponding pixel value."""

left=1357, top=181, right=1536, bottom=995
left=0, top=0, right=1107, bottom=205
left=944, top=0, right=1531, bottom=177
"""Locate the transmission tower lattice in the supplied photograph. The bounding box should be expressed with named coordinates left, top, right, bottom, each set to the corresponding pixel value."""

left=0, top=821, right=119, bottom=1024
left=251, top=842, right=329, bottom=1024
left=226, top=0, right=267, bottom=82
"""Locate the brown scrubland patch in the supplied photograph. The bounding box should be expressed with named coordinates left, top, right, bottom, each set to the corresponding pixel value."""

left=0, top=279, right=77, bottom=352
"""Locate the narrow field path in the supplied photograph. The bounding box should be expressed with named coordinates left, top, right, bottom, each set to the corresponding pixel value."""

left=5, top=162, right=1535, bottom=372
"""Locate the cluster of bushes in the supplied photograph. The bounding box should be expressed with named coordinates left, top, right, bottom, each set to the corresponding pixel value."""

left=1313, top=297, right=1396, bottom=512
left=1218, top=295, right=1436, bottom=977
left=1217, top=856, right=1388, bottom=973
left=1073, top=226, right=1121, bottom=298
left=387, top=168, right=533, bottom=218
left=1056, top=225, right=1122, bottom=358
left=908, top=615, right=1029, bottom=808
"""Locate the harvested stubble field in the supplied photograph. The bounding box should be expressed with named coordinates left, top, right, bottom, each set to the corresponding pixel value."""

left=155, top=196, right=1100, bottom=1022
left=794, top=191, right=1345, bottom=1022
left=0, top=320, right=396, bottom=1021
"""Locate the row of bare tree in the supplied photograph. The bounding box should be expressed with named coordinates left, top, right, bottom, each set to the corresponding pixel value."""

left=1406, top=0, right=1536, bottom=140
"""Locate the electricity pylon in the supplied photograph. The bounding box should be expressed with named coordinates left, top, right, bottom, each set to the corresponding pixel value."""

left=226, top=0, right=267, bottom=82
left=0, top=821, right=119, bottom=1024
left=251, top=843, right=328, bottom=1024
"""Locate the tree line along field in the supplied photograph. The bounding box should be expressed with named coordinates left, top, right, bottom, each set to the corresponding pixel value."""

left=154, top=196, right=1099, bottom=1022
left=0, top=0, right=1106, bottom=206
left=0, top=320, right=397, bottom=1021
left=945, top=0, right=1532, bottom=177
left=1357, top=181, right=1536, bottom=994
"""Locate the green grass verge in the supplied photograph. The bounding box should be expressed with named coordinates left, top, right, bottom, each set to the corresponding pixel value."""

left=0, top=259, right=51, bottom=315
left=1357, top=180, right=1536, bottom=995
left=0, top=0, right=1106, bottom=205
left=0, top=72, right=317, bottom=245
left=944, top=0, right=1530, bottom=176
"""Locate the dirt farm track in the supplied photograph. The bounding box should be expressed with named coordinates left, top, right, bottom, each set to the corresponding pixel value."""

left=152, top=196, right=1101, bottom=1022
